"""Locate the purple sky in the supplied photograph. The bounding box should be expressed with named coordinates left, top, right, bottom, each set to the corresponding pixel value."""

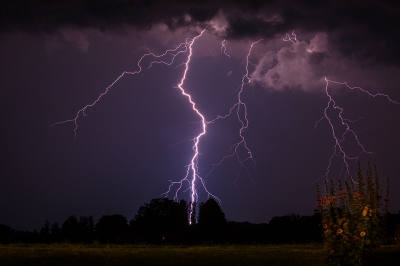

left=1, top=1, right=400, bottom=231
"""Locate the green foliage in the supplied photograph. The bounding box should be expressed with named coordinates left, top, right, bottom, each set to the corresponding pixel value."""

left=316, top=163, right=388, bottom=266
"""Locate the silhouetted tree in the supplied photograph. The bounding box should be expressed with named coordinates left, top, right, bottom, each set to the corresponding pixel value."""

left=51, top=222, right=62, bottom=243
left=61, top=215, right=79, bottom=243
left=198, top=198, right=227, bottom=243
left=268, top=214, right=301, bottom=243
left=198, top=198, right=226, bottom=225
left=309, top=212, right=324, bottom=242
left=95, top=214, right=129, bottom=244
left=265, top=213, right=323, bottom=244
left=131, top=198, right=188, bottom=243
left=12, top=230, right=37, bottom=243
left=386, top=211, right=400, bottom=244
left=39, top=220, right=50, bottom=243
left=0, top=224, right=12, bottom=244
left=78, top=215, right=95, bottom=243
left=225, top=221, right=270, bottom=244
left=60, top=214, right=94, bottom=243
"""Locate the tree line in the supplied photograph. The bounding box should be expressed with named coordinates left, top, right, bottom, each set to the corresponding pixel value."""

left=1, top=198, right=399, bottom=245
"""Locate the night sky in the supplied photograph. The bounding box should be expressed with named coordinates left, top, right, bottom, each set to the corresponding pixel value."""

left=1, top=1, right=400, bottom=231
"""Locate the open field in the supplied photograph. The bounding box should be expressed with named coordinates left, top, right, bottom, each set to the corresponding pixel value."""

left=0, top=244, right=399, bottom=266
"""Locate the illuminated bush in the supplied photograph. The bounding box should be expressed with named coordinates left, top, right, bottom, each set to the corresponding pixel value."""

left=316, top=163, right=388, bottom=266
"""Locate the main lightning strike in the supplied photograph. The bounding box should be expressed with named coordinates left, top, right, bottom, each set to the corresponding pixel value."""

left=163, top=38, right=265, bottom=221
left=162, top=29, right=221, bottom=223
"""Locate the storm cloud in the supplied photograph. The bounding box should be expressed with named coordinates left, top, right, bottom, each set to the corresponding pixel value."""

left=2, top=1, right=400, bottom=65
left=0, top=0, right=400, bottom=65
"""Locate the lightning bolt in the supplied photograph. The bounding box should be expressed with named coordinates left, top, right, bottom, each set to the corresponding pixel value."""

left=316, top=78, right=399, bottom=181
left=162, top=29, right=221, bottom=224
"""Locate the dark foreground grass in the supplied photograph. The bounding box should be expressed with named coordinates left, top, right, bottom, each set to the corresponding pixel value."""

left=0, top=244, right=398, bottom=266
left=0, top=244, right=325, bottom=266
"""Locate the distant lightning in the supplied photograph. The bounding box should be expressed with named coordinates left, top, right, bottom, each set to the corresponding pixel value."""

left=316, top=78, right=399, bottom=181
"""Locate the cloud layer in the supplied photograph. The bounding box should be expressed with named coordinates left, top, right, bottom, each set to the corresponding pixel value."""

left=2, top=1, right=400, bottom=66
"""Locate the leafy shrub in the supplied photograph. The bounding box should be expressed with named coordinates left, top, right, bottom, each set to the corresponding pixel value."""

left=316, top=163, right=388, bottom=266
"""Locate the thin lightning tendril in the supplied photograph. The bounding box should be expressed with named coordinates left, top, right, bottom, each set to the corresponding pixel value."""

left=315, top=78, right=399, bottom=181
left=204, top=39, right=263, bottom=187
left=50, top=39, right=193, bottom=141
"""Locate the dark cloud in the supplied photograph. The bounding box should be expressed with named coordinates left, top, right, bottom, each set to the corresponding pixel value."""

left=1, top=1, right=400, bottom=64
left=224, top=1, right=400, bottom=66
left=0, top=0, right=219, bottom=33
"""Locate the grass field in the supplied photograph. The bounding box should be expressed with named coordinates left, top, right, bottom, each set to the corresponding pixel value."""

left=0, top=244, right=398, bottom=266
